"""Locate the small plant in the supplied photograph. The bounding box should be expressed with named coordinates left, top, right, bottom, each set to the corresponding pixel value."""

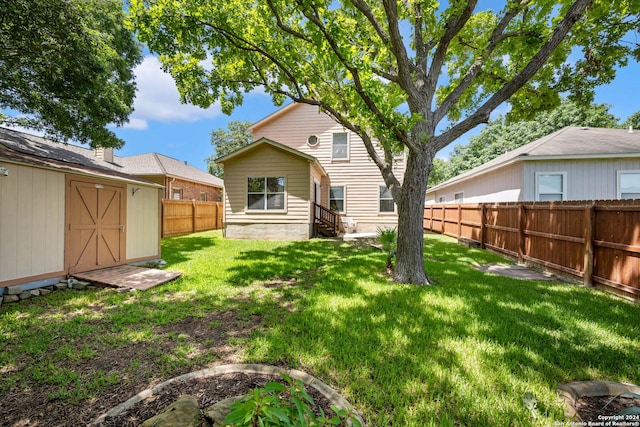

left=601, top=391, right=640, bottom=416
left=223, top=373, right=362, bottom=427
left=376, top=227, right=397, bottom=272
left=522, top=391, right=538, bottom=419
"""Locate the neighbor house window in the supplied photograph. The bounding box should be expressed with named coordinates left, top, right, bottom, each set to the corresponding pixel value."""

left=618, top=171, right=640, bottom=199
left=454, top=192, right=464, bottom=203
left=247, top=177, right=285, bottom=210
left=536, top=172, right=565, bottom=201
left=438, top=196, right=446, bottom=203
left=379, top=186, right=395, bottom=213
left=172, top=188, right=182, bottom=200
left=199, top=192, right=207, bottom=201
left=332, top=132, right=349, bottom=160
left=329, top=186, right=345, bottom=212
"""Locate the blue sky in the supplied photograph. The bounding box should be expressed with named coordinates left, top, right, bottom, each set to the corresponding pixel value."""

left=111, top=55, right=640, bottom=173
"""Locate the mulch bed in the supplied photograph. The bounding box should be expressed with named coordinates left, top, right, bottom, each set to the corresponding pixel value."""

left=574, top=394, right=640, bottom=422
left=100, top=372, right=337, bottom=426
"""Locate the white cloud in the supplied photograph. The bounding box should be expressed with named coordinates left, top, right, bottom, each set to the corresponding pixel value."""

left=124, top=56, right=222, bottom=129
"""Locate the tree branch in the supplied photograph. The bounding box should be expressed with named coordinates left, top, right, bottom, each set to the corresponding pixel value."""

left=265, top=0, right=312, bottom=42
left=350, top=0, right=390, bottom=45
left=432, top=0, right=593, bottom=152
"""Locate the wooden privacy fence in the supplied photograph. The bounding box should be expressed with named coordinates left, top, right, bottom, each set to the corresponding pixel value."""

left=162, top=200, right=223, bottom=237
left=423, top=200, right=640, bottom=300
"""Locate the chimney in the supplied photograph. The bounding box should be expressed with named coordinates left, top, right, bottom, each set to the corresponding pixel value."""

left=95, top=147, right=114, bottom=163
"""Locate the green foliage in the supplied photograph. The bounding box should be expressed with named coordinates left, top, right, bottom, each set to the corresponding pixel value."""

left=223, top=374, right=362, bottom=427
left=431, top=99, right=620, bottom=186
left=377, top=227, right=398, bottom=271
left=0, top=0, right=141, bottom=147
left=207, top=120, right=254, bottom=178
left=624, top=111, right=640, bottom=131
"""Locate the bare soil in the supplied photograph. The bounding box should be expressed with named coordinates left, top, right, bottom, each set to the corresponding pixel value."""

left=574, top=394, right=640, bottom=422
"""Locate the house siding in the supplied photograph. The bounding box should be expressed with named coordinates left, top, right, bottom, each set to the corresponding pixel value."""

left=0, top=164, right=65, bottom=283
left=426, top=163, right=524, bottom=204
left=126, top=185, right=161, bottom=260
left=224, top=143, right=311, bottom=239
left=251, top=104, right=404, bottom=232
left=523, top=158, right=640, bottom=201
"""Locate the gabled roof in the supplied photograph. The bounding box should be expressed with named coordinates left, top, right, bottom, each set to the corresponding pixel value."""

left=215, top=137, right=328, bottom=176
left=116, top=153, right=223, bottom=188
left=248, top=103, right=301, bottom=134
left=428, top=126, right=640, bottom=192
left=0, top=128, right=160, bottom=187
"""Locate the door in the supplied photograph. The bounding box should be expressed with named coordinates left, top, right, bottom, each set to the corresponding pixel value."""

left=66, top=178, right=126, bottom=273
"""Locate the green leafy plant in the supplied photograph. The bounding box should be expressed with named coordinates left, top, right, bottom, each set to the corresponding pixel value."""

left=376, top=227, right=397, bottom=272
left=223, top=373, right=362, bottom=427
left=601, top=391, right=640, bottom=416
left=522, top=391, right=538, bottom=419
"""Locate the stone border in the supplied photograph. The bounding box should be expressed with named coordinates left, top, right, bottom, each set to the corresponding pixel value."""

left=91, top=363, right=365, bottom=426
left=558, top=380, right=640, bottom=420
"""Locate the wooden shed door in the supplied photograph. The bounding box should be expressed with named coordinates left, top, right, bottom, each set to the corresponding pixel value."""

left=67, top=179, right=125, bottom=274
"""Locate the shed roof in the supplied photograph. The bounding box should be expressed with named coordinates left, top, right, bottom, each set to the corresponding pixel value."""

left=428, top=126, right=640, bottom=192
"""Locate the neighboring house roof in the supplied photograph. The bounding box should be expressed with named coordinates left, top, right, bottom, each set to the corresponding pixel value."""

left=0, top=128, right=160, bottom=187
left=216, top=137, right=328, bottom=176
left=116, top=153, right=223, bottom=188
left=0, top=127, right=222, bottom=188
left=428, top=126, right=640, bottom=192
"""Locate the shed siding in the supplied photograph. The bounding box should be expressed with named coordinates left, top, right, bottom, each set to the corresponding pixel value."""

left=427, top=163, right=524, bottom=204
left=252, top=104, right=404, bottom=231
left=126, top=185, right=161, bottom=260
left=224, top=144, right=310, bottom=224
left=0, top=164, right=65, bottom=282
left=523, top=158, right=640, bottom=201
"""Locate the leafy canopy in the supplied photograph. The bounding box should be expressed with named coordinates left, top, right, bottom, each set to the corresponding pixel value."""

left=207, top=120, right=253, bottom=178
left=0, top=0, right=141, bottom=148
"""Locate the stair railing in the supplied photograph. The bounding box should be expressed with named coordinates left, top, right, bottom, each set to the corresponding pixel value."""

left=312, top=202, right=339, bottom=236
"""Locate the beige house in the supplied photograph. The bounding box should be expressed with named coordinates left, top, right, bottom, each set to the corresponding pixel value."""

left=426, top=126, right=640, bottom=204
left=0, top=128, right=162, bottom=292
left=217, top=103, right=406, bottom=240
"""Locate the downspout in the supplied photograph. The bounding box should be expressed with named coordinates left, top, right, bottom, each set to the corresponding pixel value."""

left=168, top=176, right=176, bottom=199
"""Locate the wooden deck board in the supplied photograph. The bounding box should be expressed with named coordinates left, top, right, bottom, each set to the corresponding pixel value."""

left=72, top=265, right=182, bottom=290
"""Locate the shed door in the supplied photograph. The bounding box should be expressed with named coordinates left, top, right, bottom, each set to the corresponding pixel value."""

left=66, top=179, right=125, bottom=273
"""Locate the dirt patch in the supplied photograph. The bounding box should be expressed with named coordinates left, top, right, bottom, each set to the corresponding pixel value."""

left=0, top=310, right=263, bottom=427
left=574, top=394, right=640, bottom=422
left=100, top=372, right=337, bottom=426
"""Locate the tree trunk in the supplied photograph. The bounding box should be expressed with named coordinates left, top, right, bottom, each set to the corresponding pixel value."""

left=392, top=148, right=432, bottom=285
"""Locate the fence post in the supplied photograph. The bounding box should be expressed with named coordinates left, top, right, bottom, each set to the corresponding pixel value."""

left=583, top=202, right=596, bottom=287
left=480, top=204, right=486, bottom=249
left=429, top=206, right=433, bottom=231
left=457, top=204, right=462, bottom=239
left=192, top=200, right=196, bottom=233
left=441, top=205, right=445, bottom=234
left=518, top=204, right=526, bottom=263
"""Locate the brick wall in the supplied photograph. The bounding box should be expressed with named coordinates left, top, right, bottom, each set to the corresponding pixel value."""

left=166, top=177, right=222, bottom=202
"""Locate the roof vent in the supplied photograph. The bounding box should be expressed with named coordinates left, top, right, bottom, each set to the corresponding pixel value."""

left=307, top=135, right=319, bottom=147
left=629, top=125, right=634, bottom=134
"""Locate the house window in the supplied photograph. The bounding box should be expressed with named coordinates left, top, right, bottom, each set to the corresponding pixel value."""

left=329, top=186, right=345, bottom=212
left=438, top=196, right=446, bottom=203
left=379, top=186, right=395, bottom=213
left=454, top=192, right=464, bottom=203
left=172, top=188, right=182, bottom=200
left=199, top=192, right=207, bottom=201
left=247, top=177, right=285, bottom=210
left=618, top=171, right=640, bottom=199
left=332, top=132, right=349, bottom=160
left=536, top=172, right=565, bottom=201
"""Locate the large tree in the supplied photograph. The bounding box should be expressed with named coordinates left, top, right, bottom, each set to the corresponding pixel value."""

left=130, top=0, right=639, bottom=284
left=207, top=120, right=253, bottom=178
left=0, top=0, right=141, bottom=148
left=430, top=99, right=620, bottom=186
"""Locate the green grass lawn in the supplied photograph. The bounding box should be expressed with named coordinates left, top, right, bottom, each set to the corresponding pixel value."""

left=2, top=231, right=640, bottom=426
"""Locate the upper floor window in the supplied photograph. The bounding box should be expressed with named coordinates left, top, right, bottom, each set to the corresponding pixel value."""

left=536, top=172, right=565, bottom=201
left=618, top=171, right=640, bottom=199
left=172, top=188, right=182, bottom=200
left=199, top=192, right=207, bottom=201
left=379, top=186, right=395, bottom=213
left=454, top=192, right=464, bottom=203
left=332, top=132, right=349, bottom=160
left=438, top=196, right=446, bottom=203
left=329, top=186, right=345, bottom=212
left=247, top=177, right=285, bottom=210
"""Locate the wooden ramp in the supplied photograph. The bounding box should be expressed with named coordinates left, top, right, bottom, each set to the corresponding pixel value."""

left=72, top=265, right=182, bottom=291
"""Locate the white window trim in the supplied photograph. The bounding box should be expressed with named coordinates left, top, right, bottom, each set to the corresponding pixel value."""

left=438, top=196, right=446, bottom=203
left=331, top=132, right=350, bottom=161
left=454, top=192, right=464, bottom=204
left=246, top=176, right=287, bottom=213
left=379, top=185, right=396, bottom=214
left=329, top=184, right=346, bottom=214
left=617, top=170, right=640, bottom=199
left=535, top=171, right=566, bottom=201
